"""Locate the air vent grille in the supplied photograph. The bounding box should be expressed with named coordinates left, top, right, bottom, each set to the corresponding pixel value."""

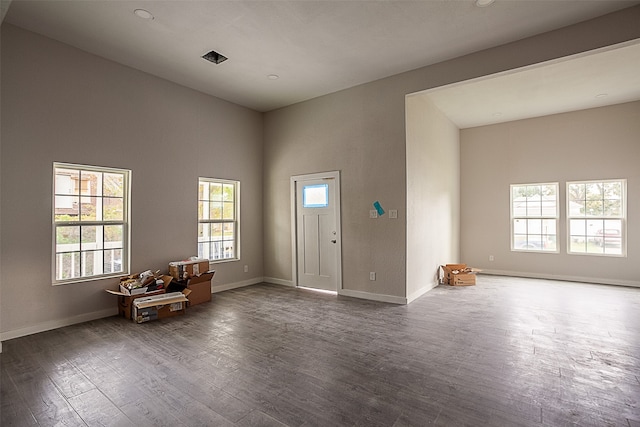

left=202, top=50, right=228, bottom=64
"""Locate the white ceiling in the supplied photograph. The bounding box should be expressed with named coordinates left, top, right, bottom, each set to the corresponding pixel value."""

left=426, top=40, right=640, bottom=128
left=4, top=0, right=640, bottom=118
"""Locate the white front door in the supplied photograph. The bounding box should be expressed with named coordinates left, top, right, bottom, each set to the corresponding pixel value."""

left=292, top=172, right=341, bottom=291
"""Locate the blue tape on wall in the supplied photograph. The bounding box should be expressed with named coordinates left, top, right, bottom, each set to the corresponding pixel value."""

left=373, top=201, right=385, bottom=216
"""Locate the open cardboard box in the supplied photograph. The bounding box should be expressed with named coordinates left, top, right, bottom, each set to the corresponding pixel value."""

left=167, top=271, right=215, bottom=306
left=132, top=289, right=191, bottom=324
left=168, top=259, right=210, bottom=280
left=440, top=264, right=481, bottom=286
left=114, top=274, right=173, bottom=296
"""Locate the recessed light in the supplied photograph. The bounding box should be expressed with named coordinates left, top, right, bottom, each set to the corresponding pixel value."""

left=595, top=93, right=608, bottom=99
left=493, top=112, right=503, bottom=117
left=475, top=0, right=496, bottom=7
left=134, top=9, right=154, bottom=20
left=267, top=74, right=279, bottom=80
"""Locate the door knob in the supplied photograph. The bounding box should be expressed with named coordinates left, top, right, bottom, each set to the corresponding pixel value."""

left=331, top=239, right=337, bottom=244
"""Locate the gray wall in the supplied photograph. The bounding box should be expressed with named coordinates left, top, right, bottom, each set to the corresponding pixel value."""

left=460, top=102, right=640, bottom=286
left=263, top=80, right=408, bottom=300
left=263, top=6, right=640, bottom=300
left=406, top=94, right=460, bottom=301
left=0, top=25, right=264, bottom=339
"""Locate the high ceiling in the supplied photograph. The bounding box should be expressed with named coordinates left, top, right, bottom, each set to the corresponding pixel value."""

left=426, top=40, right=640, bottom=128
left=3, top=0, right=640, bottom=117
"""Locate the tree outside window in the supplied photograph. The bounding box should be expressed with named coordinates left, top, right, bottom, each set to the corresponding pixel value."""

left=511, top=183, right=559, bottom=252
left=198, top=178, right=239, bottom=261
left=568, top=180, right=625, bottom=256
left=53, top=164, right=129, bottom=283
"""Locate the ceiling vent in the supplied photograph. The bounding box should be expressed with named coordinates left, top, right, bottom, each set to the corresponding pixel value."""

left=202, top=50, right=228, bottom=65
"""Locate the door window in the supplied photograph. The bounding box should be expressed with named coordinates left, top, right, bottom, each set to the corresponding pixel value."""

left=303, top=184, right=329, bottom=208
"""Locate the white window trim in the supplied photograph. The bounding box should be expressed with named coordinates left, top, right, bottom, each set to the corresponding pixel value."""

left=510, top=182, right=560, bottom=254
left=566, top=179, right=626, bottom=257
left=198, top=177, right=240, bottom=262
left=52, top=162, right=131, bottom=285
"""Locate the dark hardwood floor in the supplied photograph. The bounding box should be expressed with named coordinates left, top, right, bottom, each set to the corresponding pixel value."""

left=1, top=276, right=639, bottom=426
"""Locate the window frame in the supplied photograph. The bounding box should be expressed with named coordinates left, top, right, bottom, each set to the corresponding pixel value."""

left=197, top=177, right=240, bottom=263
left=566, top=179, right=626, bottom=257
left=52, top=162, right=131, bottom=285
left=510, top=182, right=559, bottom=254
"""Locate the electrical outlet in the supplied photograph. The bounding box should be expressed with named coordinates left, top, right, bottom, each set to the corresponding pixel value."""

left=369, top=210, right=378, bottom=219
left=369, top=272, right=376, bottom=281
left=244, top=265, right=249, bottom=273
left=489, top=255, right=494, bottom=262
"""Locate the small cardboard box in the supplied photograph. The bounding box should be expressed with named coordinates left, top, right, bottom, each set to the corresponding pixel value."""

left=440, top=264, right=480, bottom=286
left=186, top=271, right=214, bottom=305
left=117, top=290, right=165, bottom=320
left=166, top=271, right=215, bottom=306
left=168, top=259, right=210, bottom=280
left=132, top=290, right=191, bottom=324
left=450, top=273, right=477, bottom=286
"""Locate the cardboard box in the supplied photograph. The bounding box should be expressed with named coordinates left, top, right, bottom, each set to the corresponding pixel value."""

left=117, top=290, right=166, bottom=319
left=440, top=264, right=480, bottom=286
left=187, top=271, right=214, bottom=305
left=166, top=271, right=215, bottom=306
left=117, top=274, right=171, bottom=296
left=450, top=274, right=477, bottom=286
left=168, top=259, right=210, bottom=280
left=132, top=290, right=191, bottom=324
left=133, top=301, right=185, bottom=323
left=118, top=278, right=164, bottom=296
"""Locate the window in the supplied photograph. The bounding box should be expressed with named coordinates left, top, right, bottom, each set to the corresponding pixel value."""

left=198, top=178, right=239, bottom=261
left=303, top=184, right=329, bottom=208
left=567, top=179, right=625, bottom=256
left=511, top=183, right=558, bottom=252
left=53, top=163, right=130, bottom=283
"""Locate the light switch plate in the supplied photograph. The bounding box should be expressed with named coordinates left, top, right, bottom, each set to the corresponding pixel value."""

left=370, top=210, right=378, bottom=218
left=389, top=209, right=398, bottom=219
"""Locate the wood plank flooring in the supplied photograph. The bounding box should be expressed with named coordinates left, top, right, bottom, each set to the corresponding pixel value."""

left=1, top=275, right=640, bottom=426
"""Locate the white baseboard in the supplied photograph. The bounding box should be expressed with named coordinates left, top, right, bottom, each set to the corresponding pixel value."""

left=263, top=278, right=409, bottom=304
left=0, top=278, right=265, bottom=350
left=211, top=277, right=264, bottom=293
left=338, top=288, right=407, bottom=305
left=407, top=281, right=438, bottom=303
left=0, top=307, right=118, bottom=346
left=264, top=279, right=409, bottom=304
left=480, top=269, right=640, bottom=288
left=263, top=277, right=295, bottom=287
